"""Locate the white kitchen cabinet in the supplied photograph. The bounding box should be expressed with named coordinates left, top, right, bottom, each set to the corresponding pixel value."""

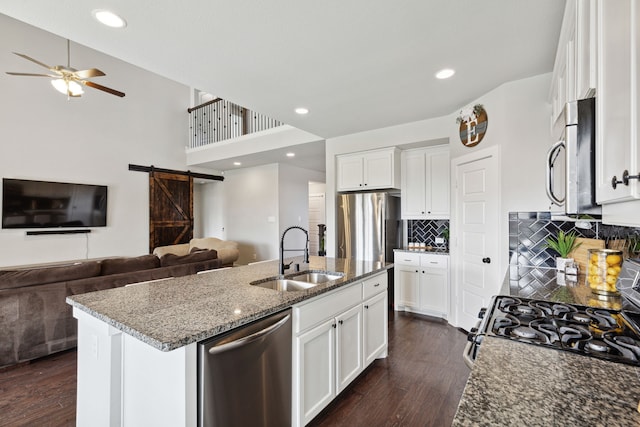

left=394, top=252, right=449, bottom=318
left=335, top=305, right=363, bottom=392
left=363, top=291, right=387, bottom=366
left=292, top=271, right=388, bottom=427
left=401, top=145, right=449, bottom=220
left=295, top=318, right=336, bottom=425
left=550, top=0, right=596, bottom=126
left=336, top=148, right=400, bottom=191
left=596, top=0, right=640, bottom=226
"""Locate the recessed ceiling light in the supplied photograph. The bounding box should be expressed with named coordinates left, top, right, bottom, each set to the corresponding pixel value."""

left=435, top=68, right=455, bottom=79
left=295, top=107, right=309, bottom=115
left=92, top=10, right=127, bottom=28
left=286, top=152, right=295, bottom=158
left=233, top=161, right=242, bottom=166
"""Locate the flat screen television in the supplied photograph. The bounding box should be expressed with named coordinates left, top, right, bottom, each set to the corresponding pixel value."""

left=2, top=178, right=107, bottom=229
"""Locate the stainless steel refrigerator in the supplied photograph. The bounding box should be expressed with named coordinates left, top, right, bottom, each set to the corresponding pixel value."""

left=336, top=192, right=400, bottom=262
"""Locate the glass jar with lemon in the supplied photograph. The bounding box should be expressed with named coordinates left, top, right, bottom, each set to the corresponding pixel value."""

left=587, top=249, right=623, bottom=295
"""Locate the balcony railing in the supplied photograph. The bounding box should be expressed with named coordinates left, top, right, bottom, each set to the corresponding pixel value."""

left=188, top=98, right=284, bottom=148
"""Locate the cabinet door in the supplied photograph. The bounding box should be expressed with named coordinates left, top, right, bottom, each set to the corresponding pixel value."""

left=337, top=154, right=364, bottom=191
left=363, top=150, right=394, bottom=189
left=428, top=149, right=450, bottom=218
left=419, top=267, right=448, bottom=316
left=363, top=291, right=388, bottom=366
left=596, top=0, right=639, bottom=204
left=401, top=150, right=427, bottom=219
left=295, top=319, right=336, bottom=426
left=395, top=264, right=420, bottom=308
left=335, top=305, right=363, bottom=393
left=576, top=0, right=596, bottom=99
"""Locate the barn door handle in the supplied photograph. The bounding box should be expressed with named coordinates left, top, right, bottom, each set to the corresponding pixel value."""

left=482, top=257, right=491, bottom=264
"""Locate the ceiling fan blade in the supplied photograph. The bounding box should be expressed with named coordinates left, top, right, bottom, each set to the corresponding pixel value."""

left=82, top=80, right=126, bottom=97
left=74, top=68, right=106, bottom=79
left=12, top=52, right=53, bottom=70
left=6, top=72, right=57, bottom=77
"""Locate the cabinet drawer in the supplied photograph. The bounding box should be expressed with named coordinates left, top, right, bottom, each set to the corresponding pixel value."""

left=394, top=252, right=420, bottom=267
left=294, top=283, right=361, bottom=334
left=362, top=272, right=387, bottom=300
left=421, top=254, right=448, bottom=269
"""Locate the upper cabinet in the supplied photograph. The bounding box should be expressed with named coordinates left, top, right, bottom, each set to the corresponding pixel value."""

left=400, top=145, right=450, bottom=220
left=336, top=147, right=400, bottom=192
left=550, top=0, right=597, bottom=126
left=596, top=0, right=640, bottom=226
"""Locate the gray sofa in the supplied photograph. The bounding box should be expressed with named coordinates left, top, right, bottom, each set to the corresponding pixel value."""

left=0, top=250, right=222, bottom=368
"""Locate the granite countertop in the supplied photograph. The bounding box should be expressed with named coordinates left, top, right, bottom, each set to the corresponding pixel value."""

left=66, top=256, right=390, bottom=352
left=453, top=264, right=640, bottom=425
left=394, top=247, right=449, bottom=254
left=453, top=337, right=640, bottom=426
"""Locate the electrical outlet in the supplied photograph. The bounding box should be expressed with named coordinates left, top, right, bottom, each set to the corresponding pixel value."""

left=435, top=237, right=445, bottom=244
left=253, top=253, right=257, bottom=260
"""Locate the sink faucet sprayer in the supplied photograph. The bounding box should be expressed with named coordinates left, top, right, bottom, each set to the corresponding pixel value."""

left=280, top=226, right=310, bottom=275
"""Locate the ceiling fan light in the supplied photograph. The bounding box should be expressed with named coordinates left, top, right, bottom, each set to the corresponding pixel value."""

left=92, top=10, right=127, bottom=28
left=68, top=80, right=84, bottom=96
left=51, top=79, right=84, bottom=96
left=51, top=79, right=68, bottom=95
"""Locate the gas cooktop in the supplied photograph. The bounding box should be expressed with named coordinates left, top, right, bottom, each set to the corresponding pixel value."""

left=483, top=296, right=640, bottom=367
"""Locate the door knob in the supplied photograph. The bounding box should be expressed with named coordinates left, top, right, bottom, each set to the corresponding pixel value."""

left=482, top=257, right=491, bottom=264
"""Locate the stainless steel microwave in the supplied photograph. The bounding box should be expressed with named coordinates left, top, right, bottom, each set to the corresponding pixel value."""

left=545, top=98, right=601, bottom=216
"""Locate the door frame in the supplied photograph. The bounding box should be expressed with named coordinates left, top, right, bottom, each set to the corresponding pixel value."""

left=449, top=145, right=502, bottom=329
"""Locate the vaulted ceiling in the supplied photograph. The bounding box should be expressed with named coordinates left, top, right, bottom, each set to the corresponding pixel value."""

left=0, top=0, right=565, bottom=139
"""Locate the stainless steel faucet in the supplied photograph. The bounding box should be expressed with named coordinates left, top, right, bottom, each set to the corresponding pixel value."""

left=280, top=226, right=310, bottom=275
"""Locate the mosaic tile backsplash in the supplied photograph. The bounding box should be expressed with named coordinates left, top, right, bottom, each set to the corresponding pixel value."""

left=509, top=212, right=640, bottom=269
left=408, top=219, right=449, bottom=247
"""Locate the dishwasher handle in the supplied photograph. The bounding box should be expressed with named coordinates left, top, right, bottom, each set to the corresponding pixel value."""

left=208, top=313, right=291, bottom=355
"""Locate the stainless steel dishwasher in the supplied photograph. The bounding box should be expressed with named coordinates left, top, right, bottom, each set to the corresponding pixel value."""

left=198, top=308, right=292, bottom=427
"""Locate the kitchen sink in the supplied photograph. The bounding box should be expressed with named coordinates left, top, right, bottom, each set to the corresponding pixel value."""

left=251, top=278, right=319, bottom=292
left=250, top=271, right=344, bottom=292
left=289, top=271, right=344, bottom=284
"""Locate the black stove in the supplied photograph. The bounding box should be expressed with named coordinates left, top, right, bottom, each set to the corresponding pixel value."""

left=480, top=296, right=640, bottom=366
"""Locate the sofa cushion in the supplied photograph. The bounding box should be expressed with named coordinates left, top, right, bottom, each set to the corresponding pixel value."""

left=100, top=255, right=160, bottom=276
left=0, top=261, right=101, bottom=291
left=152, top=243, right=190, bottom=258
left=160, top=249, right=217, bottom=267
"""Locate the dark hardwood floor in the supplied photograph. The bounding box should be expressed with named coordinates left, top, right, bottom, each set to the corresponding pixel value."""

left=308, top=311, right=470, bottom=427
left=0, top=310, right=470, bottom=427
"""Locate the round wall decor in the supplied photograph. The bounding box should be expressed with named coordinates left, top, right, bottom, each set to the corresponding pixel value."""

left=457, top=105, right=488, bottom=148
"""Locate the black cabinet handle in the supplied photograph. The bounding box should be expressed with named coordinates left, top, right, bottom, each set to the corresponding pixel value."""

left=482, top=257, right=491, bottom=264
left=338, top=320, right=344, bottom=325
left=612, top=170, right=640, bottom=189
left=364, top=305, right=369, bottom=309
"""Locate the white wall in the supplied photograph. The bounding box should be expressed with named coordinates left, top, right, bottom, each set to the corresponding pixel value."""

left=222, top=164, right=280, bottom=265
left=278, top=164, right=325, bottom=262
left=0, top=15, right=192, bottom=267
left=221, top=163, right=324, bottom=265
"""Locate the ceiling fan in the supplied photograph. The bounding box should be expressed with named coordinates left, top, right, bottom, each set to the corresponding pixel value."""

left=5, top=39, right=125, bottom=98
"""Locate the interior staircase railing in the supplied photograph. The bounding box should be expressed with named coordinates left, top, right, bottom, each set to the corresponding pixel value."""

left=188, top=98, right=283, bottom=148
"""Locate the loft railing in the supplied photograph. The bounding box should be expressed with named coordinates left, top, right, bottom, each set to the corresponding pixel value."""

left=188, top=98, right=284, bottom=148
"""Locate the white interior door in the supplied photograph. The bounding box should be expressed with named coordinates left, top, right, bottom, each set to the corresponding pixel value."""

left=454, top=149, right=500, bottom=331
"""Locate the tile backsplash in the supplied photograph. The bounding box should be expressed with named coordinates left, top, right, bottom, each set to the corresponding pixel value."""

left=407, top=219, right=449, bottom=247
left=509, top=212, right=640, bottom=269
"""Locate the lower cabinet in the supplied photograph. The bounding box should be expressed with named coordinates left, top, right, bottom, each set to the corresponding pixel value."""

left=394, top=252, right=449, bottom=318
left=292, top=271, right=388, bottom=427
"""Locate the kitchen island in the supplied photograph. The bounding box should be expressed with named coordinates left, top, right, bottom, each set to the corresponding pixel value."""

left=66, top=256, right=390, bottom=427
left=453, top=266, right=640, bottom=426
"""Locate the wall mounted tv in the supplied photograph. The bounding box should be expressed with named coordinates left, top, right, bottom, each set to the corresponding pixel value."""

left=2, top=178, right=107, bottom=229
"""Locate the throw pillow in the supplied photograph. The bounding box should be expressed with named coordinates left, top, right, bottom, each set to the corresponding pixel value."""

left=160, top=249, right=218, bottom=267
